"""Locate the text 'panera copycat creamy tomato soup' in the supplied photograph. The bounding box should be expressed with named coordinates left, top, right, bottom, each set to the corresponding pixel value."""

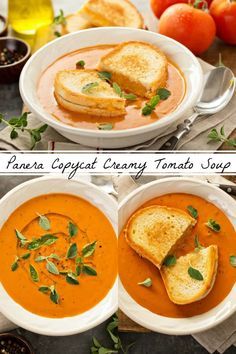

left=0, top=194, right=117, bottom=318
left=119, top=193, right=236, bottom=318
left=37, top=44, right=185, bottom=130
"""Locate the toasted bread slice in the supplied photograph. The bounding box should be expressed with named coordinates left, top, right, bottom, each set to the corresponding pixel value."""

left=161, top=245, right=218, bottom=305
left=125, top=206, right=196, bottom=269
left=79, top=0, right=144, bottom=29
left=99, top=41, right=168, bottom=98
left=64, top=13, right=92, bottom=33
left=54, top=69, right=126, bottom=116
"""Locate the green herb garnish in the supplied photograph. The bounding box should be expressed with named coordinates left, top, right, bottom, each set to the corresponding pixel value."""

left=83, top=265, right=97, bottom=276
left=138, top=278, right=152, bottom=287
left=15, top=229, right=28, bottom=246
left=28, top=234, right=58, bottom=250
left=163, top=255, right=176, bottom=266
left=82, top=241, right=97, bottom=258
left=82, top=82, right=99, bottom=93
left=187, top=205, right=198, bottom=219
left=207, top=126, right=236, bottom=148
left=0, top=112, right=48, bottom=150
left=29, top=264, right=39, bottom=282
left=76, top=60, right=85, bottom=69
left=98, top=71, right=112, bottom=82
left=37, top=213, right=51, bottom=231
left=91, top=314, right=135, bottom=354
left=68, top=221, right=78, bottom=238
left=39, top=285, right=60, bottom=304
left=53, top=9, right=66, bottom=25
left=194, top=235, right=204, bottom=251
left=46, top=260, right=59, bottom=275
left=54, top=31, right=61, bottom=37
left=35, top=253, right=60, bottom=262
left=157, top=88, right=171, bottom=100
left=97, top=122, right=113, bottom=131
left=142, top=95, right=160, bottom=116
left=188, top=266, right=204, bottom=281
left=113, top=82, right=137, bottom=101
left=66, top=243, right=78, bottom=259
left=21, top=252, right=31, bottom=260
left=230, top=256, right=236, bottom=267
left=206, top=219, right=221, bottom=233
left=11, top=257, right=19, bottom=272
left=66, top=272, right=79, bottom=285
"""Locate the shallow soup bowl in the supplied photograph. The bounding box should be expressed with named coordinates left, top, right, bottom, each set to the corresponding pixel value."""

left=0, top=176, right=118, bottom=336
left=20, top=27, right=203, bottom=149
left=119, top=177, right=236, bottom=335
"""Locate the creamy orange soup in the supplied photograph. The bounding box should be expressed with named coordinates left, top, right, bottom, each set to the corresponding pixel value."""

left=37, top=44, right=185, bottom=131
left=119, top=193, right=236, bottom=318
left=0, top=194, right=117, bottom=318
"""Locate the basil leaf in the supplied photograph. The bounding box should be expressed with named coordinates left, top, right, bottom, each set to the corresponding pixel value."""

left=163, top=255, right=176, bottom=266
left=21, top=252, right=31, bottom=260
left=48, top=253, right=60, bottom=260
left=113, top=82, right=122, bottom=97
left=194, top=235, right=204, bottom=251
left=68, top=221, right=78, bottom=238
left=66, top=243, right=78, bottom=259
left=66, top=272, right=79, bottom=285
left=138, top=278, right=152, bottom=287
left=15, top=229, right=28, bottom=245
left=76, top=256, right=83, bottom=264
left=82, top=241, right=97, bottom=258
left=97, top=123, right=113, bottom=131
left=11, top=257, right=19, bottom=272
left=37, top=213, right=51, bottom=231
left=29, top=264, right=39, bottom=282
left=142, top=95, right=160, bottom=116
left=98, top=71, right=112, bottom=81
left=50, top=286, right=59, bottom=304
left=76, top=265, right=81, bottom=276
left=83, top=265, right=97, bottom=276
left=28, top=234, right=58, bottom=250
left=157, top=88, right=171, bottom=100
left=188, top=266, right=204, bottom=281
left=123, top=93, right=137, bottom=101
left=76, top=60, right=85, bottom=69
left=230, top=255, right=236, bottom=267
left=206, top=219, right=221, bottom=232
left=187, top=205, right=198, bottom=219
left=46, top=260, right=59, bottom=275
left=82, top=82, right=99, bottom=93
left=93, top=337, right=102, bottom=348
left=35, top=255, right=46, bottom=262
left=39, top=286, right=50, bottom=294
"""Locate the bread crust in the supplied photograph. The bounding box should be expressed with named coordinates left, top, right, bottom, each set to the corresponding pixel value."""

left=124, top=205, right=196, bottom=269
left=161, top=245, right=218, bottom=305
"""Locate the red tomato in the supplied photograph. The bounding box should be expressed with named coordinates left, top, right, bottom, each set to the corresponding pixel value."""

left=158, top=4, right=216, bottom=55
left=150, top=0, right=213, bottom=18
left=150, top=0, right=188, bottom=18
left=210, top=0, right=236, bottom=45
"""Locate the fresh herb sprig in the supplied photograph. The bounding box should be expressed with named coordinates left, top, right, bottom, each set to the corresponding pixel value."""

left=188, top=266, right=204, bottom=281
left=113, top=83, right=137, bottom=101
left=208, top=126, right=236, bottom=148
left=39, top=285, right=59, bottom=304
left=142, top=88, right=171, bottom=116
left=205, top=219, right=221, bottom=233
left=11, top=253, right=31, bottom=271
left=76, top=241, right=98, bottom=276
left=0, top=112, right=48, bottom=150
left=163, top=255, right=176, bottom=266
left=137, top=278, right=152, bottom=287
left=53, top=9, right=67, bottom=25
left=194, top=235, right=204, bottom=251
left=91, top=314, right=135, bottom=354
left=187, top=205, right=198, bottom=219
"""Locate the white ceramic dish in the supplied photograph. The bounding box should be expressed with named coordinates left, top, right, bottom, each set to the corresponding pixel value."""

left=0, top=176, right=118, bottom=336
left=119, top=177, right=236, bottom=335
left=20, top=27, right=203, bottom=149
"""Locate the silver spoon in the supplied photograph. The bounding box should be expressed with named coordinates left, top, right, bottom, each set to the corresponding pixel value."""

left=159, top=66, right=235, bottom=151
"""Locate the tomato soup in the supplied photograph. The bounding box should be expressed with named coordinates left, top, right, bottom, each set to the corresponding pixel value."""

left=0, top=194, right=117, bottom=318
left=119, top=193, right=236, bottom=318
left=37, top=44, right=185, bottom=131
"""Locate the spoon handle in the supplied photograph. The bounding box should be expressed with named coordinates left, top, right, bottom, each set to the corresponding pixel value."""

left=159, top=112, right=199, bottom=151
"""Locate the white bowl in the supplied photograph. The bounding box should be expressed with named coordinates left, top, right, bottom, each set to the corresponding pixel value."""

left=119, top=177, right=236, bottom=335
left=0, top=176, right=118, bottom=336
left=20, top=27, right=203, bottom=149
